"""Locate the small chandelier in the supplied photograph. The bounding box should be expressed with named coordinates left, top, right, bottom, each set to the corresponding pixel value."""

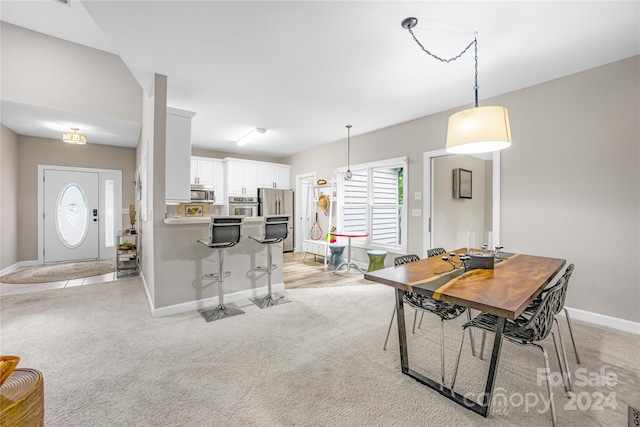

left=401, top=17, right=512, bottom=154
left=345, top=125, right=353, bottom=180
left=62, top=127, right=87, bottom=145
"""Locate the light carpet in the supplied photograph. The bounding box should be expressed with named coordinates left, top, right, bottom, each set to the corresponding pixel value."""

left=1, top=279, right=638, bottom=426
left=0, top=259, right=116, bottom=284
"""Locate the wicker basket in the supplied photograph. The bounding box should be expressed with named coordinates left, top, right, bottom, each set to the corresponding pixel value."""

left=0, top=369, right=44, bottom=427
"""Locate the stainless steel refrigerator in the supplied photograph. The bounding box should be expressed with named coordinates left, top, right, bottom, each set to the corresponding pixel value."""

left=258, top=188, right=294, bottom=252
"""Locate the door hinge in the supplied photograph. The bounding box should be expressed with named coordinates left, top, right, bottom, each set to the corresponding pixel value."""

left=428, top=217, right=431, bottom=233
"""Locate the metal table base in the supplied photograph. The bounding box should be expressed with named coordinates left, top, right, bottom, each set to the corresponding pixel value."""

left=395, top=288, right=504, bottom=417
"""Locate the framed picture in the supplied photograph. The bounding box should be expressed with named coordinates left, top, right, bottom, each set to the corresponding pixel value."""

left=185, top=204, right=203, bottom=217
left=453, top=168, right=472, bottom=199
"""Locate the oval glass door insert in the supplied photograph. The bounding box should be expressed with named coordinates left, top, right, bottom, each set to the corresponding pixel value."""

left=56, top=183, right=89, bottom=248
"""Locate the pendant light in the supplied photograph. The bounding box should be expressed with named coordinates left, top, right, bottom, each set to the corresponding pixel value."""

left=62, top=127, right=87, bottom=145
left=345, top=125, right=353, bottom=180
left=401, top=17, right=512, bottom=154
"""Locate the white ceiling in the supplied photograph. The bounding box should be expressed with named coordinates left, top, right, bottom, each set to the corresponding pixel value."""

left=1, top=1, right=638, bottom=158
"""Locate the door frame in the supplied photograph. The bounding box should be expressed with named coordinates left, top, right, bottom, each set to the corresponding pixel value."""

left=422, top=150, right=501, bottom=257
left=295, top=172, right=316, bottom=252
left=38, top=165, right=122, bottom=264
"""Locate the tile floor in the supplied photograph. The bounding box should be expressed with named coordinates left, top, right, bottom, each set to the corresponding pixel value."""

left=0, top=271, right=126, bottom=297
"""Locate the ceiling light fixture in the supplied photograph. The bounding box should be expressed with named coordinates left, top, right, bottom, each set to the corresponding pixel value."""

left=236, top=128, right=266, bottom=146
left=401, top=17, right=512, bottom=154
left=345, top=125, right=353, bottom=180
left=62, top=127, right=87, bottom=145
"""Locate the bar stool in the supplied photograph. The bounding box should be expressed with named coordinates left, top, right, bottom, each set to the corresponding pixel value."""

left=197, top=216, right=244, bottom=322
left=250, top=215, right=291, bottom=309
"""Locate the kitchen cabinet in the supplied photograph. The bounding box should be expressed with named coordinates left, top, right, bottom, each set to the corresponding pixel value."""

left=191, top=157, right=225, bottom=204
left=257, top=163, right=291, bottom=189
left=226, top=160, right=257, bottom=196
left=116, top=231, right=139, bottom=278
left=165, top=107, right=195, bottom=202
left=191, top=157, right=214, bottom=185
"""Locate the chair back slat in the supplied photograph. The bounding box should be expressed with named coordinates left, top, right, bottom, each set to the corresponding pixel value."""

left=515, top=276, right=567, bottom=341
left=394, top=254, right=420, bottom=266
left=426, top=247, right=446, bottom=258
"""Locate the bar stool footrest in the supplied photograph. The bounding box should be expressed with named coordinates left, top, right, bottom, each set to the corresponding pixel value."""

left=199, top=303, right=244, bottom=322
left=253, top=265, right=278, bottom=272
left=250, top=293, right=291, bottom=309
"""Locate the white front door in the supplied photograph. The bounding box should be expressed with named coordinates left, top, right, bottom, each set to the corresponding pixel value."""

left=44, top=169, right=100, bottom=263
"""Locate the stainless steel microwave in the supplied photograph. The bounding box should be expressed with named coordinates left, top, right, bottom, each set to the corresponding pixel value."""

left=190, top=185, right=215, bottom=202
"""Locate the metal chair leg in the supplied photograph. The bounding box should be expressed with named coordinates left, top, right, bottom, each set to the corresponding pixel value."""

left=563, top=308, right=581, bottom=364
left=412, top=309, right=418, bottom=334
left=450, top=324, right=468, bottom=390
left=466, top=310, right=476, bottom=357
left=531, top=342, right=558, bottom=427
left=383, top=306, right=396, bottom=350
left=479, top=331, right=487, bottom=360
left=418, top=311, right=425, bottom=329
left=553, top=318, right=573, bottom=394
left=439, top=320, right=446, bottom=385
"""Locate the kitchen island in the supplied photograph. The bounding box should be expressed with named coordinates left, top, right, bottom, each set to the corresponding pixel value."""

left=149, top=216, right=284, bottom=317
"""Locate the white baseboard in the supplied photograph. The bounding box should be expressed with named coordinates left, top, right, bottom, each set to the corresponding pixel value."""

left=145, top=281, right=285, bottom=318
left=563, top=306, right=640, bottom=335
left=136, top=269, right=638, bottom=334
left=0, top=260, right=38, bottom=276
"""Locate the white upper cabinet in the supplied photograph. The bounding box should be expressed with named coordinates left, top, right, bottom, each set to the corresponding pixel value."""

left=256, top=163, right=291, bottom=189
left=226, top=159, right=257, bottom=196
left=191, top=156, right=224, bottom=204
left=165, top=108, right=195, bottom=202
left=191, top=157, right=215, bottom=185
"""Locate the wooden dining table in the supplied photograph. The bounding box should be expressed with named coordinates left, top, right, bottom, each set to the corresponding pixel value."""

left=363, top=249, right=566, bottom=417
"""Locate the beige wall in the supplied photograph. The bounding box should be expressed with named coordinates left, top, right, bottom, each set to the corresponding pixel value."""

left=191, top=148, right=288, bottom=164
left=1, top=22, right=141, bottom=126
left=1, top=125, right=19, bottom=270
left=432, top=155, right=487, bottom=251
left=284, top=56, right=639, bottom=323
left=16, top=136, right=136, bottom=261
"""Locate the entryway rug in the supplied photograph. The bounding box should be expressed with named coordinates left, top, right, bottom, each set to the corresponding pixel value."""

left=0, top=259, right=116, bottom=284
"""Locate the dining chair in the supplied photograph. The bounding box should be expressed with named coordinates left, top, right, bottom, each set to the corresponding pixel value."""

left=523, top=264, right=578, bottom=393
left=383, top=251, right=475, bottom=385
left=477, top=263, right=578, bottom=394
left=451, top=276, right=568, bottom=427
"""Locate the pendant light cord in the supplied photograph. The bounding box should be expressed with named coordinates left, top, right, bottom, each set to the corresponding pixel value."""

left=405, top=27, right=479, bottom=107
left=346, top=124, right=352, bottom=169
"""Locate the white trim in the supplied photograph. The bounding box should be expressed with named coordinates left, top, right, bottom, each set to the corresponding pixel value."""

left=337, top=156, right=408, bottom=254
left=0, top=260, right=38, bottom=276
left=37, top=165, right=122, bottom=264
left=422, top=150, right=501, bottom=257
left=562, top=306, right=640, bottom=335
left=295, top=172, right=316, bottom=253
left=143, top=280, right=286, bottom=318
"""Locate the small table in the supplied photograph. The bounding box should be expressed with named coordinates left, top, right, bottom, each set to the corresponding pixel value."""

left=364, top=249, right=565, bottom=418
left=0, top=369, right=44, bottom=426
left=330, top=232, right=369, bottom=276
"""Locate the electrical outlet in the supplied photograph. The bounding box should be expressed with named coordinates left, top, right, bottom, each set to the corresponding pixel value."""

left=414, top=192, right=422, bottom=200
left=412, top=209, right=421, bottom=217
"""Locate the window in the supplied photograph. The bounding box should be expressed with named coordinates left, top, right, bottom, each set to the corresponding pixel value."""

left=339, top=157, right=407, bottom=252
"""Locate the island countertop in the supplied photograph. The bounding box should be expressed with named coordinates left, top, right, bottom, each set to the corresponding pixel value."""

left=163, top=216, right=265, bottom=225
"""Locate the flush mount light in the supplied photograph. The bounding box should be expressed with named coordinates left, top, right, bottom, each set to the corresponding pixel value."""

left=62, top=127, right=87, bottom=145
left=401, top=17, right=512, bottom=154
left=236, top=128, right=266, bottom=146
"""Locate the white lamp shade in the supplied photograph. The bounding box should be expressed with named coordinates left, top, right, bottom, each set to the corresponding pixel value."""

left=446, top=106, right=511, bottom=154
